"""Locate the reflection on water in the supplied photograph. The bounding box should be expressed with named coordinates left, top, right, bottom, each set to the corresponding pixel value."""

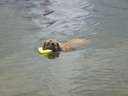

left=46, top=52, right=60, bottom=59
left=0, top=0, right=128, bottom=96
left=38, top=52, right=60, bottom=59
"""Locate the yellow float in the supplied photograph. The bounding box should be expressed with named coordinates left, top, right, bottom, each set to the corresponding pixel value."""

left=37, top=47, right=52, bottom=56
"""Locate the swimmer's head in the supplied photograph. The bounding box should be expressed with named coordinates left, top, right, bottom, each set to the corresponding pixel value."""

left=42, top=39, right=62, bottom=52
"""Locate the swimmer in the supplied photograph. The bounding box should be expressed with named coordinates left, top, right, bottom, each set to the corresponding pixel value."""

left=38, top=38, right=89, bottom=59
left=42, top=38, right=89, bottom=52
left=38, top=32, right=97, bottom=59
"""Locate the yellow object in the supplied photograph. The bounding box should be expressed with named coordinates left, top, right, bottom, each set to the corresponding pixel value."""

left=37, top=47, right=52, bottom=56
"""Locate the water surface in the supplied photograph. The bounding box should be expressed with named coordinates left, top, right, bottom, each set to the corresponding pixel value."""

left=0, top=0, right=128, bottom=96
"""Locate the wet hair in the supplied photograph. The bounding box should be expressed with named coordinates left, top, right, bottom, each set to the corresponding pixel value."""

left=43, top=39, right=61, bottom=52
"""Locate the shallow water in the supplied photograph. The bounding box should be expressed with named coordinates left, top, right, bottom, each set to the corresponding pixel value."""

left=0, top=0, right=128, bottom=96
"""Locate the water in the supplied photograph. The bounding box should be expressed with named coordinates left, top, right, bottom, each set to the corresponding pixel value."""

left=0, top=0, right=128, bottom=96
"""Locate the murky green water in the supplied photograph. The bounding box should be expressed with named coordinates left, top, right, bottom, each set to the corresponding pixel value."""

left=0, top=0, right=128, bottom=96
